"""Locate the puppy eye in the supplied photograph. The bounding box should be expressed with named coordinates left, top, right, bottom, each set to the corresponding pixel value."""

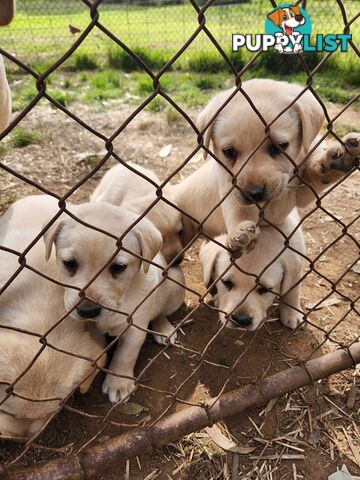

left=110, top=263, right=127, bottom=278
left=221, top=279, right=234, bottom=290
left=62, top=259, right=78, bottom=274
left=178, top=228, right=183, bottom=236
left=257, top=285, right=273, bottom=295
left=270, top=142, right=289, bottom=156
left=222, top=147, right=237, bottom=163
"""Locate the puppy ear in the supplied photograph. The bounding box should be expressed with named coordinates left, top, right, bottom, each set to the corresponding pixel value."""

left=198, top=91, right=232, bottom=162
left=43, top=220, right=64, bottom=261
left=0, top=0, right=15, bottom=26
left=134, top=219, right=163, bottom=273
left=290, top=5, right=301, bottom=16
left=293, top=92, right=324, bottom=154
left=197, top=101, right=216, bottom=161
left=267, top=9, right=282, bottom=26
left=199, top=241, right=219, bottom=288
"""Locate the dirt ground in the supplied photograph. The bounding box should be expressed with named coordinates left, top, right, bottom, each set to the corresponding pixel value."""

left=0, top=98, right=359, bottom=479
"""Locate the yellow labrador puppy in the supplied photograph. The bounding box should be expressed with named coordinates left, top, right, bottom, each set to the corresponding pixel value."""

left=91, top=162, right=183, bottom=264
left=199, top=210, right=305, bottom=331
left=0, top=203, right=106, bottom=441
left=8, top=195, right=184, bottom=403
left=173, top=79, right=359, bottom=250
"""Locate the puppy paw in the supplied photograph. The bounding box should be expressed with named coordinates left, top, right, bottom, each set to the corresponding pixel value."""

left=321, top=133, right=360, bottom=174
left=228, top=221, right=260, bottom=258
left=102, top=374, right=136, bottom=403
left=153, top=329, right=177, bottom=346
left=280, top=311, right=304, bottom=330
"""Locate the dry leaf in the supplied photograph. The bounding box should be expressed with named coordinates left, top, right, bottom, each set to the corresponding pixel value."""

left=117, top=402, right=147, bottom=415
left=351, top=262, right=360, bottom=275
left=328, top=464, right=357, bottom=480
left=306, top=297, right=347, bottom=310
left=204, top=424, right=256, bottom=454
left=158, top=144, right=172, bottom=158
left=260, top=397, right=278, bottom=417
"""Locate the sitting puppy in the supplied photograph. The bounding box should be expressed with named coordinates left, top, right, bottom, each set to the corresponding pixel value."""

left=15, top=196, right=184, bottom=403
left=173, top=79, right=359, bottom=253
left=199, top=210, right=305, bottom=331
left=0, top=205, right=106, bottom=441
left=91, top=162, right=183, bottom=264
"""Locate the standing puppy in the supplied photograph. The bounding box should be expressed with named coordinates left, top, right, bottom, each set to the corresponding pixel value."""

left=173, top=79, right=359, bottom=252
left=91, top=162, right=183, bottom=264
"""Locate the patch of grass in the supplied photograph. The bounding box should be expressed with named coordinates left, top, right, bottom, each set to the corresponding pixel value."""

left=331, top=123, right=356, bottom=138
left=83, top=71, right=124, bottom=102
left=74, top=53, right=98, bottom=71
left=165, top=106, right=183, bottom=124
left=49, top=90, right=70, bottom=107
left=12, top=85, right=39, bottom=111
left=63, top=79, right=72, bottom=89
left=108, top=46, right=170, bottom=72
left=256, top=50, right=323, bottom=75
left=11, top=129, right=40, bottom=148
left=315, top=84, right=353, bottom=104
left=174, top=85, right=208, bottom=108
left=79, top=72, right=88, bottom=82
left=134, top=74, right=171, bottom=95
left=146, top=96, right=166, bottom=113
left=343, top=67, right=360, bottom=87
left=0, top=144, right=7, bottom=156
left=187, top=50, right=226, bottom=73
left=227, top=50, right=245, bottom=72
left=194, top=75, right=216, bottom=90
left=91, top=71, right=121, bottom=89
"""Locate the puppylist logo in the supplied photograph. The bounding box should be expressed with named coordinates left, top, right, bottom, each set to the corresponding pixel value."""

left=232, top=3, right=352, bottom=54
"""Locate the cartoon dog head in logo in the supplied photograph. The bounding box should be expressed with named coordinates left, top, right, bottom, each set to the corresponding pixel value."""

left=267, top=5, right=305, bottom=36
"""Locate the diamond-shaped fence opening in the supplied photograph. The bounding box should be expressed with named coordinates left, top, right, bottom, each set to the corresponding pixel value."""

left=0, top=0, right=359, bottom=478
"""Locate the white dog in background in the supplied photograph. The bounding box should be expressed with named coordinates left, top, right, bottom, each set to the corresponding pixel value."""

left=91, top=162, right=183, bottom=264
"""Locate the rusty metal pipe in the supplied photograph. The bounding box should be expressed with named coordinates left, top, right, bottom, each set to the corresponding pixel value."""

left=3, top=343, right=360, bottom=480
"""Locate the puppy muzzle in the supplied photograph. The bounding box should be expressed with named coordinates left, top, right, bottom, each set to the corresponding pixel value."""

left=77, top=300, right=102, bottom=319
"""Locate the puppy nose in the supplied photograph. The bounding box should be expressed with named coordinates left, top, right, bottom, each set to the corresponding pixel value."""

left=77, top=301, right=102, bottom=319
left=231, top=314, right=253, bottom=328
left=244, top=185, right=266, bottom=203
left=295, top=14, right=303, bottom=21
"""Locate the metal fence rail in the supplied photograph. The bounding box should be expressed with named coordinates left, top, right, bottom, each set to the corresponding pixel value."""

left=0, top=0, right=359, bottom=478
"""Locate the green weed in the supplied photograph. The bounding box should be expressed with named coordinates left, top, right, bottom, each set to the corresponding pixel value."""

left=11, top=129, right=40, bottom=148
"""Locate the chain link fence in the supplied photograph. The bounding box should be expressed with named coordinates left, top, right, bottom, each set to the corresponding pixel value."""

left=0, top=0, right=359, bottom=478
left=1, top=0, right=359, bottom=64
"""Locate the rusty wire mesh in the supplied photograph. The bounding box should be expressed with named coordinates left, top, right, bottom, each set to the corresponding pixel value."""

left=0, top=0, right=359, bottom=477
